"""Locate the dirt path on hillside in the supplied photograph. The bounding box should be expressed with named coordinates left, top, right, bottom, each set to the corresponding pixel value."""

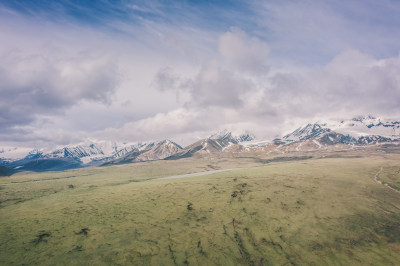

left=373, top=167, right=400, bottom=193
left=152, top=168, right=238, bottom=181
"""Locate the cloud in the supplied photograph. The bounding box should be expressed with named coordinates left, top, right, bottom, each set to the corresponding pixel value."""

left=153, top=27, right=268, bottom=109
left=143, top=49, right=400, bottom=144
left=0, top=50, right=118, bottom=130
left=148, top=29, right=400, bottom=144
left=153, top=61, right=255, bottom=110
left=188, top=61, right=255, bottom=108
left=153, top=67, right=180, bottom=92
left=1, top=1, right=400, bottom=149
left=262, top=50, right=400, bottom=119
left=218, top=27, right=269, bottom=74
left=95, top=108, right=205, bottom=144
left=253, top=0, right=400, bottom=65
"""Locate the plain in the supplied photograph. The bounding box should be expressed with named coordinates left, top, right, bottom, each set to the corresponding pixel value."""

left=1, top=147, right=400, bottom=265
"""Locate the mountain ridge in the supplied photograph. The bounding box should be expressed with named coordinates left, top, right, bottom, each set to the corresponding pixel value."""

left=1, top=116, right=399, bottom=173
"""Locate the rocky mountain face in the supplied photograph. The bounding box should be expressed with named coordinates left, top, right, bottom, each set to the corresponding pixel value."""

left=336, top=115, right=400, bottom=136
left=318, top=132, right=356, bottom=145
left=104, top=140, right=182, bottom=165
left=166, top=138, right=231, bottom=160
left=166, top=131, right=255, bottom=160
left=1, top=116, right=399, bottom=173
left=281, top=116, right=399, bottom=147
left=209, top=130, right=255, bottom=144
left=249, top=116, right=400, bottom=153
left=1, top=140, right=182, bottom=172
left=274, top=123, right=332, bottom=145
left=10, top=141, right=126, bottom=164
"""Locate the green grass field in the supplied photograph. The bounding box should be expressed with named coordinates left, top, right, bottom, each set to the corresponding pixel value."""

left=1, top=150, right=400, bottom=265
left=378, top=166, right=400, bottom=191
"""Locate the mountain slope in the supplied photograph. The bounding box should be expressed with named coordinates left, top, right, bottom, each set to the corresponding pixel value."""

left=104, top=140, right=182, bottom=165
left=45, top=140, right=127, bottom=164
left=166, top=130, right=255, bottom=160
left=270, top=116, right=400, bottom=152
left=331, top=115, right=400, bottom=138
left=1, top=115, right=399, bottom=172
left=240, top=116, right=400, bottom=153
left=280, top=123, right=331, bottom=144
left=165, top=138, right=231, bottom=160
left=0, top=165, right=14, bottom=176
left=209, top=130, right=255, bottom=144
left=11, top=158, right=82, bottom=172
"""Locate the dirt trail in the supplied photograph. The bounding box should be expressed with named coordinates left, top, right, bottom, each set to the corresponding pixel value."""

left=373, top=167, right=383, bottom=185
left=152, top=168, right=238, bottom=181
left=373, top=167, right=400, bottom=193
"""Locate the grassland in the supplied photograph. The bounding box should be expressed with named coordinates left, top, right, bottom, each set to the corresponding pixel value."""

left=1, top=148, right=400, bottom=265
left=377, top=165, right=400, bottom=191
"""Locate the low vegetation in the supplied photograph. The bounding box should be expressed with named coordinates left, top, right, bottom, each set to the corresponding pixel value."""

left=1, top=148, right=400, bottom=265
left=378, top=165, right=400, bottom=191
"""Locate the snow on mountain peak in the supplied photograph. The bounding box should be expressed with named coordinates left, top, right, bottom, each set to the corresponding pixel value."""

left=273, top=115, right=400, bottom=146
left=1, top=115, right=399, bottom=168
left=327, top=116, right=400, bottom=138
left=209, top=130, right=255, bottom=144
left=282, top=123, right=331, bottom=143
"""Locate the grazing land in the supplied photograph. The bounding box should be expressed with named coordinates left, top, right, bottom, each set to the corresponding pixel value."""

left=1, top=148, right=400, bottom=265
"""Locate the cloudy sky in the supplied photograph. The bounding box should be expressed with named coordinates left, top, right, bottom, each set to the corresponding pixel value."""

left=1, top=0, right=400, bottom=148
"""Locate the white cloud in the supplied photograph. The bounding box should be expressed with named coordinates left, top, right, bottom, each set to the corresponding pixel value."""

left=253, top=0, right=400, bottom=65
left=188, top=61, right=254, bottom=108
left=153, top=28, right=269, bottom=109
left=153, top=67, right=180, bottom=92
left=219, top=27, right=269, bottom=74
left=262, top=50, right=400, bottom=120
left=0, top=50, right=118, bottom=129
left=1, top=1, right=400, bottom=150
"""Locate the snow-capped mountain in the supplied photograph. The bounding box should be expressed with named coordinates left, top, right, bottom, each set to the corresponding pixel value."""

left=166, top=138, right=231, bottom=160
left=1, top=115, right=399, bottom=174
left=0, top=139, right=182, bottom=172
left=166, top=130, right=255, bottom=160
left=273, top=116, right=400, bottom=148
left=328, top=115, right=400, bottom=138
left=0, top=147, right=35, bottom=162
left=240, top=116, right=400, bottom=150
left=278, top=123, right=332, bottom=145
left=47, top=142, right=117, bottom=164
left=104, top=140, right=182, bottom=164
left=209, top=130, right=255, bottom=144
left=19, top=140, right=136, bottom=165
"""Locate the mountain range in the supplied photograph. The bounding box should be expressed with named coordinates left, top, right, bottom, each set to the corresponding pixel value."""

left=1, top=115, right=399, bottom=174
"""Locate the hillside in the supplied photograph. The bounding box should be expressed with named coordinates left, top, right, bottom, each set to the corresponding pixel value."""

left=0, top=165, right=14, bottom=177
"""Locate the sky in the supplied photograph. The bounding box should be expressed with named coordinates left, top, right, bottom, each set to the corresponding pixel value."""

left=1, top=0, right=400, bottom=148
